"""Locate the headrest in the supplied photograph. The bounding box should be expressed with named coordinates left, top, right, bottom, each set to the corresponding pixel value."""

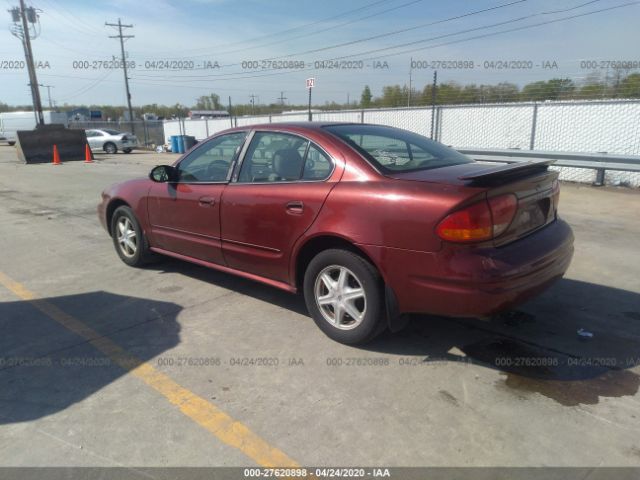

left=272, top=148, right=304, bottom=180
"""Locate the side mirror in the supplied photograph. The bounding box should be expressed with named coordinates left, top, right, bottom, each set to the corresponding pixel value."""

left=149, top=165, right=176, bottom=183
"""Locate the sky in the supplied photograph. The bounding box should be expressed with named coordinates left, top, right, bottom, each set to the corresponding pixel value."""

left=1, top=0, right=639, bottom=109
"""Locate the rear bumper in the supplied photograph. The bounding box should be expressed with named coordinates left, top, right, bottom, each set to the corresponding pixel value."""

left=360, top=218, right=574, bottom=317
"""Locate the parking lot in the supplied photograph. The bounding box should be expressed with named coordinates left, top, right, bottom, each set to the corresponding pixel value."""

left=0, top=144, right=639, bottom=468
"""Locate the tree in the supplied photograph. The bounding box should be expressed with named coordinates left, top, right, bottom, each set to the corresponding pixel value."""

left=520, top=78, right=575, bottom=101
left=619, top=73, right=640, bottom=98
left=422, top=82, right=463, bottom=105
left=578, top=72, right=607, bottom=99
left=381, top=85, right=404, bottom=107
left=360, top=85, right=372, bottom=108
left=490, top=82, right=520, bottom=102
left=520, top=81, right=550, bottom=101
left=402, top=85, right=420, bottom=106
left=194, top=93, right=222, bottom=110
left=548, top=78, right=575, bottom=99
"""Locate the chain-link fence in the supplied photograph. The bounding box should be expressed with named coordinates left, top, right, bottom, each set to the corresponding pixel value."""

left=162, top=99, right=640, bottom=186
left=68, top=120, right=165, bottom=148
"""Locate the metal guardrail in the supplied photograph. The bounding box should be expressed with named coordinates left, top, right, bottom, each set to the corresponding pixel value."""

left=457, top=148, right=640, bottom=186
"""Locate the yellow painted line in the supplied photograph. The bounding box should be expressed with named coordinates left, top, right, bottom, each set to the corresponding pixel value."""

left=0, top=271, right=298, bottom=468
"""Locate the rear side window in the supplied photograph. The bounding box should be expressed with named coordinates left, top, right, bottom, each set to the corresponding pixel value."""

left=238, top=132, right=333, bottom=183
left=303, top=144, right=333, bottom=180
left=324, top=124, right=472, bottom=173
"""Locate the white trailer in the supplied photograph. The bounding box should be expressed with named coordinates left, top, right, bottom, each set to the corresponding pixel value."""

left=0, top=111, right=68, bottom=145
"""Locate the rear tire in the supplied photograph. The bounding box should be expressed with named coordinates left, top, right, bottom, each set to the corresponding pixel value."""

left=303, top=249, right=386, bottom=344
left=110, top=206, right=154, bottom=267
left=104, top=142, right=117, bottom=154
left=123, top=148, right=132, bottom=154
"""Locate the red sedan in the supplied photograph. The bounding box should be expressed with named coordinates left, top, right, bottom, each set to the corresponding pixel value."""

left=98, top=123, right=574, bottom=344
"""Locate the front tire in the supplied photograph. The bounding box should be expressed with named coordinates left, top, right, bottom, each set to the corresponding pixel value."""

left=303, top=249, right=386, bottom=344
left=104, top=142, right=117, bottom=154
left=111, top=206, right=153, bottom=267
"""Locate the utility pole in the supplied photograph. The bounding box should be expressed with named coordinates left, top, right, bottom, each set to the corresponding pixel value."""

left=430, top=70, right=438, bottom=140
left=9, top=0, right=44, bottom=125
left=408, top=57, right=413, bottom=107
left=106, top=19, right=134, bottom=129
left=228, top=96, right=233, bottom=128
left=278, top=91, right=287, bottom=106
left=249, top=94, right=257, bottom=114
left=40, top=84, right=53, bottom=108
left=306, top=78, right=315, bottom=121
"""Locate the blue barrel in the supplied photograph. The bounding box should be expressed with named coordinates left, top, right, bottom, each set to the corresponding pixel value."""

left=170, top=135, right=179, bottom=153
left=176, top=135, right=185, bottom=154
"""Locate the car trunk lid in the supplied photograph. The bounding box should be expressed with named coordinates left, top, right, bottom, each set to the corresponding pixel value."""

left=479, top=163, right=558, bottom=247
left=389, top=161, right=559, bottom=246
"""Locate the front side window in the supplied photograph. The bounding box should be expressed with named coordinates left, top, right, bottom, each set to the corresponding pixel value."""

left=238, top=132, right=332, bottom=183
left=324, top=124, right=472, bottom=173
left=178, top=132, right=247, bottom=183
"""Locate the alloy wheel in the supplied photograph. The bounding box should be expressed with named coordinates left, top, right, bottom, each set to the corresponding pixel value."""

left=314, top=265, right=367, bottom=330
left=116, top=216, right=138, bottom=258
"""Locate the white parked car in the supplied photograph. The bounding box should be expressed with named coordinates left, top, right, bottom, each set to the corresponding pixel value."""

left=85, top=129, right=138, bottom=154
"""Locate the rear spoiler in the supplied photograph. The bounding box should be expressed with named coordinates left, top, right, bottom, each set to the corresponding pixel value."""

left=459, top=160, right=555, bottom=183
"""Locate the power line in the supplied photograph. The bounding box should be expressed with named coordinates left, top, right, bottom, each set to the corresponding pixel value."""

left=128, top=0, right=393, bottom=57
left=126, top=1, right=639, bottom=86
left=56, top=70, right=113, bottom=102
left=351, top=1, right=639, bottom=62
left=132, top=0, right=533, bottom=78
left=189, top=0, right=428, bottom=58
left=39, top=0, right=102, bottom=37
left=271, top=0, right=606, bottom=63
left=263, top=0, right=531, bottom=61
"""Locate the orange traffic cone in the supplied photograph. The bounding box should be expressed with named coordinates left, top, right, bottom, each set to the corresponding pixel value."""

left=84, top=143, right=93, bottom=163
left=52, top=144, right=61, bottom=165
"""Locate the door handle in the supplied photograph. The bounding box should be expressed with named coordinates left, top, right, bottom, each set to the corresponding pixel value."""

left=286, top=201, right=304, bottom=214
left=199, top=196, right=215, bottom=206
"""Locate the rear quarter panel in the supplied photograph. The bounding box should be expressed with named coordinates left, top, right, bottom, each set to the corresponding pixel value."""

left=307, top=179, right=486, bottom=253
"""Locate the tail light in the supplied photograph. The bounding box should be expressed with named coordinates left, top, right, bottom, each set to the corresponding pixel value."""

left=436, top=194, right=518, bottom=243
left=121, top=135, right=129, bottom=141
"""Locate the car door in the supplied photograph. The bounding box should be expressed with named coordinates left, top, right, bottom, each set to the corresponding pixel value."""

left=221, top=131, right=337, bottom=283
left=147, top=131, right=247, bottom=264
left=86, top=130, right=101, bottom=149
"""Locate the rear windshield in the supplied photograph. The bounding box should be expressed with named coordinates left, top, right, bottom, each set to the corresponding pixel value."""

left=324, top=124, right=473, bottom=173
left=102, top=129, right=123, bottom=135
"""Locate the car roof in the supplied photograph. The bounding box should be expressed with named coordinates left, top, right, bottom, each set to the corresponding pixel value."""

left=227, top=121, right=361, bottom=132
